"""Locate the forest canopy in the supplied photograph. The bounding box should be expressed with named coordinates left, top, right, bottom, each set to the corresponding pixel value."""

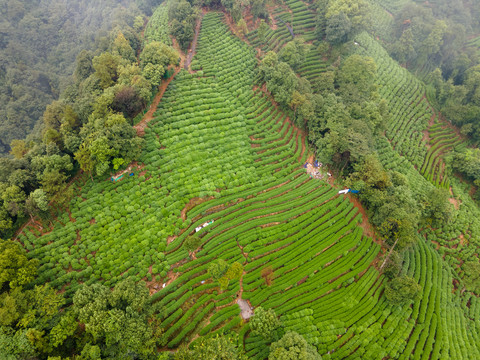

left=0, top=0, right=160, bottom=154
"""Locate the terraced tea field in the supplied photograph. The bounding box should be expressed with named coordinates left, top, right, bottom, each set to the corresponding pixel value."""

left=15, top=9, right=480, bottom=360
left=246, top=0, right=316, bottom=52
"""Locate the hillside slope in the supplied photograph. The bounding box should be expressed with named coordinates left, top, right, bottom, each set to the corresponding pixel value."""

left=16, top=8, right=480, bottom=359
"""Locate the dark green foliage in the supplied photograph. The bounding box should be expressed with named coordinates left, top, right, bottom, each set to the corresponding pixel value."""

left=385, top=275, right=422, bottom=305
left=250, top=307, right=282, bottom=341
left=269, top=331, right=322, bottom=360
left=463, top=261, right=480, bottom=294
left=169, top=0, right=197, bottom=51
left=183, top=235, right=202, bottom=254
left=335, top=54, right=377, bottom=104
left=423, top=187, right=453, bottom=224
left=73, top=278, right=161, bottom=359
left=382, top=250, right=402, bottom=279
left=208, top=259, right=229, bottom=280
left=0, top=0, right=149, bottom=153
left=278, top=38, right=308, bottom=70
left=325, top=12, right=351, bottom=44
left=0, top=239, right=38, bottom=290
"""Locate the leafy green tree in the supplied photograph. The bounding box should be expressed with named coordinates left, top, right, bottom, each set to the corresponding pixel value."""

left=465, top=65, right=480, bottom=106
left=1, top=184, right=26, bottom=218
left=451, top=148, right=480, bottom=184
left=250, top=307, right=282, bottom=341
left=313, top=71, right=334, bottom=93
left=326, top=0, right=370, bottom=33
left=278, top=38, right=308, bottom=70
left=218, top=261, right=244, bottom=289
left=140, top=41, right=179, bottom=69
left=258, top=20, right=269, bottom=44
left=251, top=0, right=268, bottom=20
left=325, top=12, right=351, bottom=44
left=385, top=276, right=422, bottom=305
left=208, top=259, right=228, bottom=280
left=0, top=240, right=74, bottom=358
left=112, top=31, right=135, bottom=61
left=143, top=63, right=165, bottom=86
left=269, top=331, right=322, bottom=360
left=0, top=209, right=13, bottom=234
left=313, top=0, right=329, bottom=40
left=10, top=140, right=29, bottom=159
left=335, top=54, right=377, bottom=104
left=393, top=28, right=416, bottom=65
left=0, top=284, right=69, bottom=357
left=183, top=235, right=202, bottom=255
left=463, top=261, right=480, bottom=294
left=376, top=210, right=417, bottom=250
left=74, top=50, right=94, bottom=83
left=346, top=154, right=392, bottom=203
left=168, top=0, right=197, bottom=51
left=423, top=188, right=453, bottom=224
left=73, top=278, right=161, bottom=359
left=419, top=20, right=447, bottom=64
left=0, top=239, right=38, bottom=290
left=25, top=189, right=49, bottom=221
left=237, top=18, right=248, bottom=37
left=257, top=53, right=304, bottom=107
left=40, top=171, right=68, bottom=199
left=225, top=261, right=243, bottom=280
left=382, top=250, right=402, bottom=279
left=92, top=52, right=123, bottom=89
left=75, top=112, right=142, bottom=176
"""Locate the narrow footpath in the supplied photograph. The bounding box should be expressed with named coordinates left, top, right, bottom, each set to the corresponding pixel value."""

left=135, top=10, right=206, bottom=137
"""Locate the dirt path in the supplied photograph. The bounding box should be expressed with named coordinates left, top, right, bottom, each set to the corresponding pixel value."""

left=185, top=9, right=206, bottom=71
left=180, top=196, right=214, bottom=221
left=346, top=193, right=379, bottom=245
left=134, top=70, right=180, bottom=136
left=237, top=298, right=254, bottom=319
left=134, top=18, right=207, bottom=137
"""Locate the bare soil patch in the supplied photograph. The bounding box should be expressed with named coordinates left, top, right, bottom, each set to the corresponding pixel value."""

left=181, top=196, right=215, bottom=221
left=449, top=197, right=461, bottom=210
left=134, top=71, right=179, bottom=136
left=167, top=235, right=177, bottom=245
left=185, top=9, right=206, bottom=71
left=237, top=298, right=254, bottom=319
left=346, top=193, right=379, bottom=245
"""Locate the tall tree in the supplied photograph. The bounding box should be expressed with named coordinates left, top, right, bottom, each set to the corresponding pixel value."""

left=250, top=307, right=282, bottom=341
left=73, top=278, right=162, bottom=359
left=269, top=331, right=322, bottom=360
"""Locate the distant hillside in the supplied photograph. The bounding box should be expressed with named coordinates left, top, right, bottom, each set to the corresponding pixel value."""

left=0, top=0, right=160, bottom=154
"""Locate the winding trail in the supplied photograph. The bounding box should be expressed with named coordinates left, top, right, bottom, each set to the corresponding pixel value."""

left=185, top=9, right=206, bottom=71
left=134, top=11, right=207, bottom=136
left=134, top=68, right=181, bottom=137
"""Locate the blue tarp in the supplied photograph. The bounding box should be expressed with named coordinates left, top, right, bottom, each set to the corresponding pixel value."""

left=350, top=190, right=360, bottom=194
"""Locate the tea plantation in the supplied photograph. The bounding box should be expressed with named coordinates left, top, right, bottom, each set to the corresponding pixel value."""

left=14, top=5, right=480, bottom=360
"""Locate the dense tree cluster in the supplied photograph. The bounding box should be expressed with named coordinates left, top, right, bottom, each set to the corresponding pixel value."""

left=0, top=0, right=155, bottom=154
left=0, top=238, right=163, bottom=359
left=313, top=0, right=371, bottom=44
left=269, top=331, right=322, bottom=360
left=0, top=5, right=179, bottom=238
left=250, top=306, right=282, bottom=341
left=167, top=0, right=268, bottom=51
